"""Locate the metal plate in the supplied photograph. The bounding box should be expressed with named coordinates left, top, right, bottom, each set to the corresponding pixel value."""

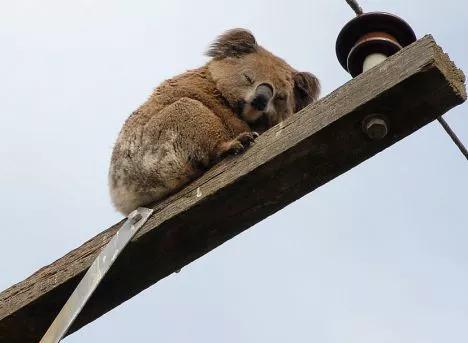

left=39, top=207, right=154, bottom=343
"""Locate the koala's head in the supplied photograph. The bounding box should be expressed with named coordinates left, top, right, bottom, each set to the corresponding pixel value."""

left=207, top=29, right=320, bottom=129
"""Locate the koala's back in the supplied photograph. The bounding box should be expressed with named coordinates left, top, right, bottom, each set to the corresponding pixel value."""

left=108, top=67, right=246, bottom=214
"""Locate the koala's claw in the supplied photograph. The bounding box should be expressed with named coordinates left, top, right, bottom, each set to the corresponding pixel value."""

left=218, top=131, right=259, bottom=157
left=236, top=131, right=259, bottom=146
left=227, top=140, right=245, bottom=155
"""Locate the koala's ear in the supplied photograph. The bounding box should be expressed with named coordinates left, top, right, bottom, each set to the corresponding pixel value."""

left=206, top=28, right=257, bottom=59
left=293, top=72, right=320, bottom=112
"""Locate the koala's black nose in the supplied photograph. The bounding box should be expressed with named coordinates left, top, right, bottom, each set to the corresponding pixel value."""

left=251, top=83, right=273, bottom=111
left=251, top=94, right=268, bottom=111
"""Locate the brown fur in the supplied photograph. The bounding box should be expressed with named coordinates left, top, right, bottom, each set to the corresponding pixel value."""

left=109, top=29, right=320, bottom=215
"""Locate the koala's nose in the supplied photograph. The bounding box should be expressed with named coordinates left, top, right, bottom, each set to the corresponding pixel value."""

left=251, top=83, right=273, bottom=111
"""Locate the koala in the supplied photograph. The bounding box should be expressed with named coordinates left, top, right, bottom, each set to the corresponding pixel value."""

left=109, top=29, right=320, bottom=215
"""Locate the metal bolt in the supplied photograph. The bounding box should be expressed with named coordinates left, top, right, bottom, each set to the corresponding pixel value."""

left=129, top=212, right=143, bottom=225
left=363, top=115, right=388, bottom=140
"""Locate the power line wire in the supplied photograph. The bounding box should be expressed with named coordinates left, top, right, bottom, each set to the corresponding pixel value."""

left=437, top=117, right=468, bottom=159
left=345, top=0, right=363, bottom=15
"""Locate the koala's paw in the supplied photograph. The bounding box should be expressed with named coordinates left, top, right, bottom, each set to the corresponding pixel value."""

left=235, top=131, right=259, bottom=146
left=218, top=131, right=259, bottom=157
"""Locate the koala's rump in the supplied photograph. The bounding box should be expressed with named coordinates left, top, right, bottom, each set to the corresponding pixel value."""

left=109, top=97, right=231, bottom=214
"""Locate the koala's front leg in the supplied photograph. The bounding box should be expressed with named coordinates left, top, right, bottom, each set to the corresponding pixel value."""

left=216, top=131, right=259, bottom=157
left=145, top=97, right=258, bottom=171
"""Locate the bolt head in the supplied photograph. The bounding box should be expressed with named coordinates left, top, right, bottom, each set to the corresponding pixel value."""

left=363, top=116, right=388, bottom=140
left=129, top=212, right=143, bottom=225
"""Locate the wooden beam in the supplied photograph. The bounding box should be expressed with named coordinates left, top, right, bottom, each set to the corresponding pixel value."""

left=0, top=36, right=465, bottom=343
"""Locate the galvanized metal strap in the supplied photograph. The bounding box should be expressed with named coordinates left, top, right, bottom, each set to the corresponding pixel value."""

left=39, top=207, right=154, bottom=343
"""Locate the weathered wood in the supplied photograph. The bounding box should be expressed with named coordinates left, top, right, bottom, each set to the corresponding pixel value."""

left=0, top=36, right=465, bottom=343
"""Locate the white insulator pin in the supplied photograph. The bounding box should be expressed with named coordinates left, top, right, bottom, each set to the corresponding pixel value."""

left=362, top=53, right=388, bottom=72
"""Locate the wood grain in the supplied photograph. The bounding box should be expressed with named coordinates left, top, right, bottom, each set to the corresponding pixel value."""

left=0, top=35, right=465, bottom=343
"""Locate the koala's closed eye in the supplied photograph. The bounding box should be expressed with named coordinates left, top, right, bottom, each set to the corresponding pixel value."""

left=243, top=73, right=254, bottom=85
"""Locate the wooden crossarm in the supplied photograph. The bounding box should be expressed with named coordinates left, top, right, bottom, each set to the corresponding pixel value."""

left=0, top=35, right=465, bottom=343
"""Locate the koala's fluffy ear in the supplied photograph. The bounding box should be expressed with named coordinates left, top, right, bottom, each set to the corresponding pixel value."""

left=293, top=72, right=320, bottom=112
left=206, top=28, right=257, bottom=59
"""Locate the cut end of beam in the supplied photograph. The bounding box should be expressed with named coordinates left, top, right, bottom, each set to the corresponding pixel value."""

left=432, top=41, right=467, bottom=101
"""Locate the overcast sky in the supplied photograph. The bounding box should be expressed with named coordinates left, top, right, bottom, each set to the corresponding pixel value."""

left=1, top=0, right=467, bottom=342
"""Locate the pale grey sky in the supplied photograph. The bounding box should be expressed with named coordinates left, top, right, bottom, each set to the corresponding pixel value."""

left=1, top=0, right=467, bottom=342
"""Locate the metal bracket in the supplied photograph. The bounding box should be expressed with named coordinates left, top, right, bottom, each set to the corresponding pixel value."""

left=39, top=207, right=154, bottom=343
